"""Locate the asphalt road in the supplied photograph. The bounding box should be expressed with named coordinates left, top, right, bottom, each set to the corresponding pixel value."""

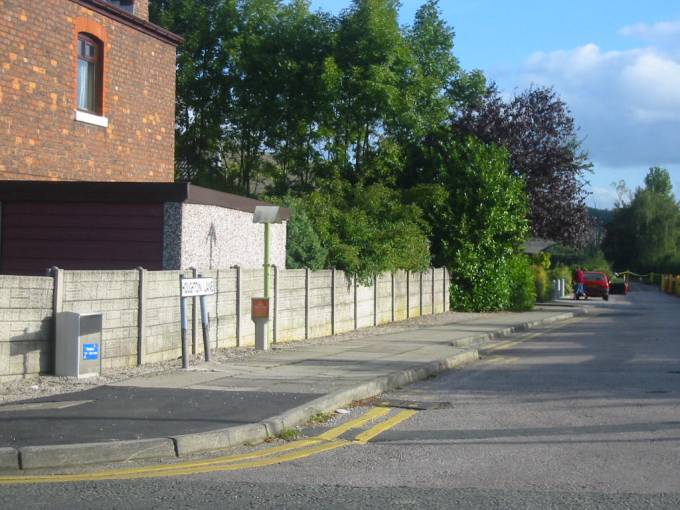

left=3, top=285, right=680, bottom=509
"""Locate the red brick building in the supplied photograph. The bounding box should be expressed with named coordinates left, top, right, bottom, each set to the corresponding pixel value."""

left=0, top=0, right=180, bottom=182
left=0, top=0, right=288, bottom=275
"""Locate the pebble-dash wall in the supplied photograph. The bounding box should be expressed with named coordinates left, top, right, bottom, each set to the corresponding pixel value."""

left=0, top=267, right=449, bottom=379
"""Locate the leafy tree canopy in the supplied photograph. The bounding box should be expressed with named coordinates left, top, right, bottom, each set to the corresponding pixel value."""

left=451, top=85, right=592, bottom=247
left=604, top=167, right=680, bottom=272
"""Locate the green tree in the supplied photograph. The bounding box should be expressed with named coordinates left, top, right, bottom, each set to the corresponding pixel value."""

left=273, top=195, right=328, bottom=270
left=327, top=0, right=404, bottom=182
left=402, top=0, right=459, bottom=138
left=644, top=166, right=673, bottom=196
left=452, top=85, right=592, bottom=246
left=604, top=167, right=680, bottom=271
left=300, top=182, right=431, bottom=281
left=151, top=0, right=240, bottom=183
left=406, top=134, right=529, bottom=311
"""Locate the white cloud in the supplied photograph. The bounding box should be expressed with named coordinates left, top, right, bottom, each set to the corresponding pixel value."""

left=515, top=41, right=680, bottom=168
left=620, top=20, right=680, bottom=41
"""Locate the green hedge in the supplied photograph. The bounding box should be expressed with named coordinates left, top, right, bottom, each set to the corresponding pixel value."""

left=508, top=255, right=536, bottom=311
left=532, top=264, right=552, bottom=302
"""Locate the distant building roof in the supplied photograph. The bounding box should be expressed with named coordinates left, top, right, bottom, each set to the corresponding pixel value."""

left=522, top=238, right=557, bottom=255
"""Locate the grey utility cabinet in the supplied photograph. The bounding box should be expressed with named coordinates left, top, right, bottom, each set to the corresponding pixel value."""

left=55, top=312, right=103, bottom=377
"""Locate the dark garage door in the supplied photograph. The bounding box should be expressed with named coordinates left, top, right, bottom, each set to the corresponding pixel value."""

left=1, top=202, right=164, bottom=275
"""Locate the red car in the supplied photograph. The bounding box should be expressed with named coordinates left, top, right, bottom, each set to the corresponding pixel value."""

left=584, top=271, right=610, bottom=300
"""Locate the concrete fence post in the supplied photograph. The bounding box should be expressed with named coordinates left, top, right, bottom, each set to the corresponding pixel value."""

left=304, top=267, right=310, bottom=339
left=51, top=266, right=64, bottom=317
left=431, top=267, right=436, bottom=315
left=331, top=268, right=336, bottom=336
left=137, top=267, right=147, bottom=366
left=51, top=267, right=64, bottom=373
left=406, top=270, right=410, bottom=319
left=353, top=275, right=358, bottom=330
left=391, top=272, right=395, bottom=323
left=419, top=271, right=424, bottom=317
left=272, top=265, right=278, bottom=344
left=234, top=265, right=241, bottom=347
left=373, top=274, right=378, bottom=327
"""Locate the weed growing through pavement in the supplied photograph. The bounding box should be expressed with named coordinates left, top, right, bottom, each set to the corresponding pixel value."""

left=308, top=412, right=333, bottom=424
left=278, top=428, right=301, bottom=441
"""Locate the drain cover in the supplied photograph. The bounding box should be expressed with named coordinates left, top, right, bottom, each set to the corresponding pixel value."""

left=668, top=371, right=680, bottom=375
left=373, top=399, right=452, bottom=410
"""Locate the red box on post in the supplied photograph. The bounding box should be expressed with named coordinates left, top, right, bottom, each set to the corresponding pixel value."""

left=251, top=298, right=270, bottom=320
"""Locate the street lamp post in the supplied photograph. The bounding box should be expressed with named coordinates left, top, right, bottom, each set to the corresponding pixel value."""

left=252, top=206, right=285, bottom=350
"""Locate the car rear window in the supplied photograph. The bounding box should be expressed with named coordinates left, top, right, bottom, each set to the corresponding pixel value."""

left=585, top=273, right=605, bottom=281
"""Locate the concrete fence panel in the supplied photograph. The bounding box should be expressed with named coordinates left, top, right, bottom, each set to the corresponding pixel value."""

left=215, top=269, right=238, bottom=349
left=393, top=271, right=408, bottom=322
left=144, top=270, right=186, bottom=363
left=61, top=270, right=139, bottom=371
left=308, top=270, right=333, bottom=339
left=0, top=267, right=449, bottom=379
left=421, top=270, right=433, bottom=315
left=355, top=279, right=375, bottom=330
left=276, top=269, right=306, bottom=343
left=334, top=271, right=354, bottom=335
left=376, top=273, right=392, bottom=326
left=0, top=276, right=53, bottom=380
left=408, top=271, right=421, bottom=318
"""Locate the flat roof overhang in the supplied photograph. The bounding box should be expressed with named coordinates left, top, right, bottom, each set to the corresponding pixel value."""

left=0, top=181, right=290, bottom=221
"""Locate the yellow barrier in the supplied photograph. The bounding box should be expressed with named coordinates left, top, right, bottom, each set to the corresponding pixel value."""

left=659, top=274, right=680, bottom=295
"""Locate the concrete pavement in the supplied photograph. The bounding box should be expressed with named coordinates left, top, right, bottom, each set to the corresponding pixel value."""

left=0, top=304, right=589, bottom=471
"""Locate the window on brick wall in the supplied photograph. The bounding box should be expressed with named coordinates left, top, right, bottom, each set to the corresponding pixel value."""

left=77, top=33, right=103, bottom=115
left=106, top=0, right=134, bottom=14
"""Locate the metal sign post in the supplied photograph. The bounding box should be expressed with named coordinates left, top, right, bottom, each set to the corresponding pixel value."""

left=180, top=276, right=216, bottom=368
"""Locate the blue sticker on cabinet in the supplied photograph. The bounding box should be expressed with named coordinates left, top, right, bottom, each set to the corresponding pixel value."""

left=82, top=343, right=99, bottom=360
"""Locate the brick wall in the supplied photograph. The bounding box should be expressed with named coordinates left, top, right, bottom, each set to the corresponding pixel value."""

left=0, top=0, right=177, bottom=182
left=0, top=267, right=450, bottom=380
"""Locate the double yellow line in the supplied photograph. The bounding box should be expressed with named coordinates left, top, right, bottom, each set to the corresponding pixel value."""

left=0, top=407, right=416, bottom=485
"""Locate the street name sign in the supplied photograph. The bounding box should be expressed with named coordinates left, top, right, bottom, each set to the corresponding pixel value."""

left=181, top=278, right=216, bottom=297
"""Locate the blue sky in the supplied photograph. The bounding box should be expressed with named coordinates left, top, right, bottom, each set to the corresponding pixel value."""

left=309, top=0, right=680, bottom=208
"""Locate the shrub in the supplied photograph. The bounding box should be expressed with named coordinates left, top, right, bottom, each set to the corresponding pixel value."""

left=449, top=253, right=512, bottom=312
left=508, top=255, right=536, bottom=310
left=532, top=264, right=552, bottom=302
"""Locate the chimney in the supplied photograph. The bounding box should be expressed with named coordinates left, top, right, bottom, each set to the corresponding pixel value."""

left=133, top=0, right=149, bottom=21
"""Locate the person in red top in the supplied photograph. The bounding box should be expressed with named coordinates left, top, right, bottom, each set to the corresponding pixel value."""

left=574, top=267, right=585, bottom=299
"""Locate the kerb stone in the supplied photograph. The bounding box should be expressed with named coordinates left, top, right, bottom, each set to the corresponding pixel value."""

left=19, top=438, right=176, bottom=470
